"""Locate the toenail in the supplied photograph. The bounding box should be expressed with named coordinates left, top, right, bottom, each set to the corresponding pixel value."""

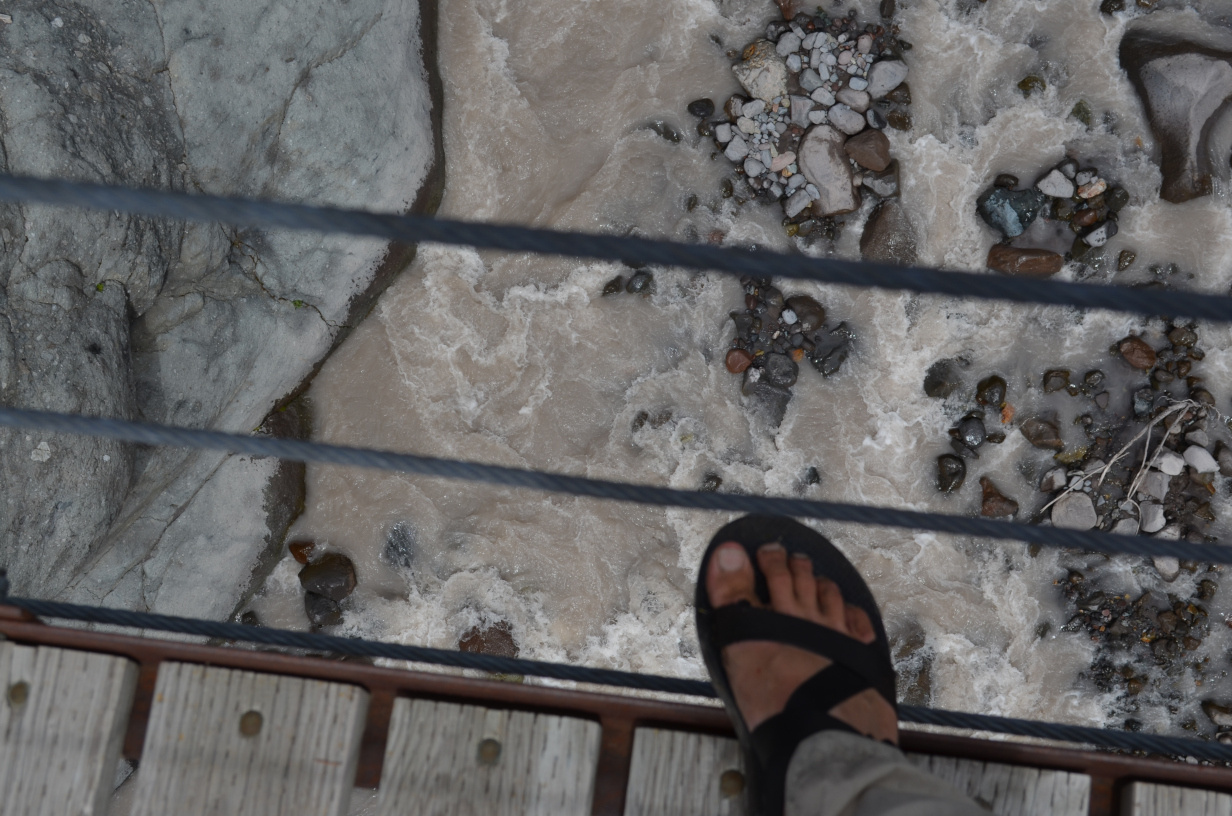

left=760, top=542, right=785, bottom=553
left=718, top=547, right=747, bottom=572
left=790, top=551, right=809, bottom=560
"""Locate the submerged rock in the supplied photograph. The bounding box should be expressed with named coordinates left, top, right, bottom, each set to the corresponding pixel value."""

left=937, top=454, right=966, bottom=493
left=923, top=359, right=964, bottom=398
left=979, top=476, right=1019, bottom=517
left=459, top=620, right=519, bottom=658
left=862, top=160, right=901, bottom=198
left=976, top=187, right=1049, bottom=238
left=798, top=125, right=861, bottom=216
left=986, top=245, right=1063, bottom=277
left=748, top=380, right=793, bottom=426
left=1120, top=33, right=1232, bottom=203
left=860, top=200, right=918, bottom=265
left=304, top=592, right=343, bottom=627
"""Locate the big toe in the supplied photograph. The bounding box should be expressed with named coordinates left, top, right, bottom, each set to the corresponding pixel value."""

left=707, top=542, right=758, bottom=607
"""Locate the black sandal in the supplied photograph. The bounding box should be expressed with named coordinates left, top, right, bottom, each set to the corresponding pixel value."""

left=695, top=515, right=898, bottom=816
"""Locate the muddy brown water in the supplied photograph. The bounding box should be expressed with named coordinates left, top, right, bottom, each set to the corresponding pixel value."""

left=249, top=0, right=1232, bottom=737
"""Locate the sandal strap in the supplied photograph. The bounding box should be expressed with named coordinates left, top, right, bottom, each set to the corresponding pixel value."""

left=711, top=604, right=897, bottom=707
left=747, top=665, right=867, bottom=816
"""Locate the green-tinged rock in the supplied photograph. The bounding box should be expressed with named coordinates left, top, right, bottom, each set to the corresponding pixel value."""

left=1117, top=249, right=1137, bottom=271
left=1055, top=446, right=1089, bottom=465
left=1018, top=75, right=1047, bottom=96
left=977, top=187, right=1049, bottom=238
left=1106, top=186, right=1130, bottom=212
left=1070, top=99, right=1094, bottom=128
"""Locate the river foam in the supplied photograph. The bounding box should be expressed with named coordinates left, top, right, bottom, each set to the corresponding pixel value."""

left=248, top=0, right=1232, bottom=736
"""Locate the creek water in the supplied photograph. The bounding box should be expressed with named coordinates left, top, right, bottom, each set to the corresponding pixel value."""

left=250, top=0, right=1232, bottom=736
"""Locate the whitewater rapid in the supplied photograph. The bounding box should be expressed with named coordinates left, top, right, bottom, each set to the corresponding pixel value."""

left=249, top=0, right=1232, bottom=736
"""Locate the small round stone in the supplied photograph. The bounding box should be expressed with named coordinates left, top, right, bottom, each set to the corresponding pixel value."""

left=725, top=348, right=754, bottom=374
left=687, top=98, right=716, bottom=118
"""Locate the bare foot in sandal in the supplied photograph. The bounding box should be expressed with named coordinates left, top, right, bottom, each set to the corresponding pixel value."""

left=705, top=540, right=899, bottom=743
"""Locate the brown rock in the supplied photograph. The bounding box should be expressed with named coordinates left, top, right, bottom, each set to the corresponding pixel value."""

left=298, top=552, right=357, bottom=602
left=459, top=620, right=519, bottom=659
left=886, top=111, right=912, bottom=131
left=1021, top=418, right=1063, bottom=450
left=726, top=348, right=754, bottom=374
left=860, top=199, right=917, bottom=265
left=785, top=295, right=826, bottom=332
left=1117, top=335, right=1157, bottom=370
left=288, top=540, right=315, bottom=564
left=844, top=129, right=892, bottom=172
left=979, top=476, right=1019, bottom=517
left=986, top=245, right=1063, bottom=277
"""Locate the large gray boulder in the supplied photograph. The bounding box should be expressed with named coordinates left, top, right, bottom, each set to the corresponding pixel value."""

left=0, top=0, right=443, bottom=618
left=1120, top=32, right=1232, bottom=203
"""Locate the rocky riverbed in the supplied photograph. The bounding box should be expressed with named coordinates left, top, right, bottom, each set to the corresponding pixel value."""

left=231, top=0, right=1232, bottom=746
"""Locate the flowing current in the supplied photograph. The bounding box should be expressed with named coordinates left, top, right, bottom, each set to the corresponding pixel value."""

left=249, top=0, right=1232, bottom=736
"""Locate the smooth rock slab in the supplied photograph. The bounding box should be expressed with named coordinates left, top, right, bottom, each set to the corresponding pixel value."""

left=1121, top=33, right=1232, bottom=203
left=1052, top=493, right=1098, bottom=530
left=798, top=125, right=861, bottom=216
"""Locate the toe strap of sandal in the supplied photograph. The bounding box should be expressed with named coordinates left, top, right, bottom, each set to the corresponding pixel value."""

left=710, top=604, right=897, bottom=709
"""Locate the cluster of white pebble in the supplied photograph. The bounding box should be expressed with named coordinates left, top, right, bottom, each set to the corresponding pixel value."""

left=714, top=19, right=908, bottom=208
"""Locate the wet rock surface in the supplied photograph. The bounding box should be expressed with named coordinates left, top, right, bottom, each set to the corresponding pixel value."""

left=860, top=199, right=918, bottom=265
left=459, top=620, right=520, bottom=659
left=986, top=245, right=1063, bottom=278
left=1120, top=33, right=1232, bottom=203
left=299, top=552, right=358, bottom=602
left=0, top=0, right=443, bottom=622
left=699, top=7, right=911, bottom=232
left=723, top=279, right=853, bottom=425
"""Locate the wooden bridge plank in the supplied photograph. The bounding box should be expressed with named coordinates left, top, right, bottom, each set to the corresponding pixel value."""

left=376, top=698, right=601, bottom=816
left=1122, top=781, right=1232, bottom=815
left=130, top=661, right=367, bottom=816
left=906, top=752, right=1090, bottom=816
left=623, top=728, right=746, bottom=816
left=0, top=641, right=137, bottom=816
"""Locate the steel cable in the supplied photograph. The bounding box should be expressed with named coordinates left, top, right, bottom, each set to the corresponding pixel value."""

left=5, top=596, right=1232, bottom=761
left=3, top=407, right=1231, bottom=564
left=0, top=173, right=1229, bottom=319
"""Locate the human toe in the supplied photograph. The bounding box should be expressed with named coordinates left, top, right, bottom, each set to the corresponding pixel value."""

left=707, top=542, right=758, bottom=607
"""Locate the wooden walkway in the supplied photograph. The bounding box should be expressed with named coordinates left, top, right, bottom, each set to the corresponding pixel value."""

left=1, top=605, right=1230, bottom=816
